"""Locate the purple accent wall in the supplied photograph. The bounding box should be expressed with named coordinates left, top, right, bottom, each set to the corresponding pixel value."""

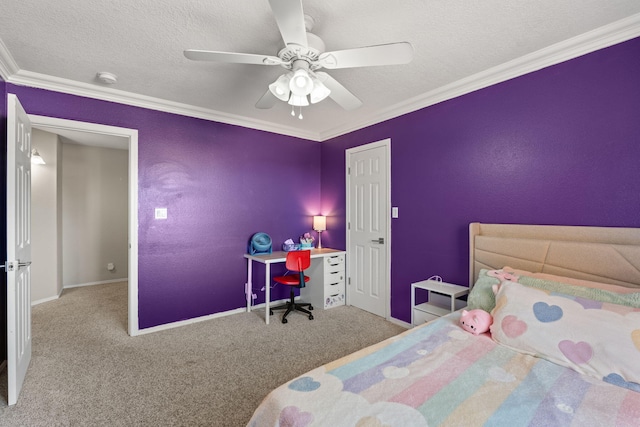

left=5, top=87, right=321, bottom=328
left=321, top=37, right=640, bottom=323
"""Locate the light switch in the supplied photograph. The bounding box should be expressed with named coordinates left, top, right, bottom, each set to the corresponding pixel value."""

left=392, top=207, right=399, bottom=218
left=155, top=208, right=168, bottom=219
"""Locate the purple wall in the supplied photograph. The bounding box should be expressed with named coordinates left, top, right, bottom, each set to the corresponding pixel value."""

left=5, top=87, right=321, bottom=328
left=321, top=37, right=640, bottom=323
left=3, top=37, right=639, bottom=329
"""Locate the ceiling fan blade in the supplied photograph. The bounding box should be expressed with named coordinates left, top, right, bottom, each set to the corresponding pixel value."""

left=184, top=49, right=285, bottom=66
left=315, top=72, right=362, bottom=111
left=317, top=42, right=413, bottom=69
left=268, top=0, right=308, bottom=47
left=255, top=90, right=278, bottom=109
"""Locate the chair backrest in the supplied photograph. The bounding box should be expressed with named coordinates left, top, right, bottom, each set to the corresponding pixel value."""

left=285, top=250, right=311, bottom=272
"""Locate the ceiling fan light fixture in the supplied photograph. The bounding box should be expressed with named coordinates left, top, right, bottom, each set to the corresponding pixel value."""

left=310, top=78, right=331, bottom=104
left=288, top=94, right=309, bottom=107
left=268, top=74, right=291, bottom=101
left=289, top=69, right=314, bottom=96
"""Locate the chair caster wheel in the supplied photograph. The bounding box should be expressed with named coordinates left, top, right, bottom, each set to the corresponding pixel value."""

left=309, top=305, right=314, bottom=310
left=282, top=318, right=288, bottom=324
left=308, top=314, right=314, bottom=320
left=269, top=310, right=274, bottom=315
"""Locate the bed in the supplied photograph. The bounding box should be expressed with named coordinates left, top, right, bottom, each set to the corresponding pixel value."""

left=248, top=223, right=640, bottom=427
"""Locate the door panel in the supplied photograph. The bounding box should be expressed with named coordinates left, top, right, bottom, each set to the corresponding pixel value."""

left=6, top=94, right=33, bottom=406
left=347, top=141, right=389, bottom=318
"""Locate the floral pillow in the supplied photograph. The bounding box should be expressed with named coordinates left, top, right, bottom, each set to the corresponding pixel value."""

left=491, top=281, right=640, bottom=392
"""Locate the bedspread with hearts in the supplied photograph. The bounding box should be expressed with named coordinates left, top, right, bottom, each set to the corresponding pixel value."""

left=248, top=313, right=640, bottom=426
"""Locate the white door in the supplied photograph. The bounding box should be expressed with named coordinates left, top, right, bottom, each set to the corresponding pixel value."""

left=5, top=94, right=33, bottom=406
left=346, top=139, right=390, bottom=318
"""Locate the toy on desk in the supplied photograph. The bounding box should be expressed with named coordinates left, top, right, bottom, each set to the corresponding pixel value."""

left=459, top=309, right=493, bottom=335
left=299, top=232, right=315, bottom=249
left=282, top=239, right=300, bottom=252
left=249, top=232, right=272, bottom=255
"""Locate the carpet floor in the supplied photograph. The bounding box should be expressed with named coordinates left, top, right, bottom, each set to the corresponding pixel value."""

left=0, top=282, right=406, bottom=426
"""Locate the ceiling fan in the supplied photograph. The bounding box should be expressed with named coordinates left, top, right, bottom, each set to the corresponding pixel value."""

left=184, top=0, right=413, bottom=118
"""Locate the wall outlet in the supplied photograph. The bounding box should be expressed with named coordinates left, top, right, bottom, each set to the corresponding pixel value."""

left=155, top=208, right=168, bottom=219
left=107, top=262, right=115, bottom=271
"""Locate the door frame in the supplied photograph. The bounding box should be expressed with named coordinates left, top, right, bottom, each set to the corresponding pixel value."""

left=27, top=115, right=140, bottom=336
left=345, top=138, right=392, bottom=320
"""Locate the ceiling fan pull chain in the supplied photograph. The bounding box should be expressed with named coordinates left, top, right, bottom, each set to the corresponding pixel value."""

left=291, top=105, right=295, bottom=117
left=298, top=106, right=303, bottom=120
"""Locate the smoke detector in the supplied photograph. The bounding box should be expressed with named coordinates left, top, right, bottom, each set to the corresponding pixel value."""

left=96, top=71, right=118, bottom=85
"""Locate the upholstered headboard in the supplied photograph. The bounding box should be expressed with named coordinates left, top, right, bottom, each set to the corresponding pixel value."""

left=469, top=223, right=640, bottom=289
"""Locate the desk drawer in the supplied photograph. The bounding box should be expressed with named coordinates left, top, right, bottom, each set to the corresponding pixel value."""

left=324, top=292, right=345, bottom=309
left=324, top=281, right=345, bottom=309
left=325, top=254, right=345, bottom=267
left=324, top=268, right=345, bottom=283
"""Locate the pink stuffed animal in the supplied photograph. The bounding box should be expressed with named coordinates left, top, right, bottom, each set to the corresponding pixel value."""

left=460, top=309, right=493, bottom=335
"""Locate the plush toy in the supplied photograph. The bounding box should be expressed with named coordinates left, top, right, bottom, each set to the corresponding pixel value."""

left=460, top=309, right=493, bottom=335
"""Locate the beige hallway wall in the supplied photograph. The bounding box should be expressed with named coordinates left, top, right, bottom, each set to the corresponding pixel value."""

left=62, top=142, right=128, bottom=287
left=31, top=129, right=63, bottom=303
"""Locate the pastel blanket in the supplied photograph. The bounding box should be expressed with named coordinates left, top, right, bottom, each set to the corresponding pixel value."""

left=248, top=314, right=640, bottom=426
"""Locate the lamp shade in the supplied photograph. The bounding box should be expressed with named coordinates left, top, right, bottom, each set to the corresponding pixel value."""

left=310, top=78, right=331, bottom=104
left=288, top=94, right=309, bottom=107
left=31, top=148, right=45, bottom=165
left=313, top=215, right=327, bottom=231
left=269, top=73, right=291, bottom=101
left=289, top=69, right=314, bottom=96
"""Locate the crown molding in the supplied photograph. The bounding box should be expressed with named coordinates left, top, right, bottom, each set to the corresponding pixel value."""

left=1, top=13, right=638, bottom=142
left=0, top=37, right=19, bottom=80
left=3, top=68, right=321, bottom=142
left=319, top=12, right=640, bottom=141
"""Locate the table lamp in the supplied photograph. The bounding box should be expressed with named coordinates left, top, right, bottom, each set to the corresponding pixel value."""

left=313, top=215, right=327, bottom=249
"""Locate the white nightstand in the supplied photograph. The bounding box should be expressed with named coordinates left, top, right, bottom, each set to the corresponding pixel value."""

left=411, top=279, right=469, bottom=326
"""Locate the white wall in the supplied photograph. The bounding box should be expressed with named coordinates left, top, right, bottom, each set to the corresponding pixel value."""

left=62, top=142, right=128, bottom=287
left=31, top=129, right=63, bottom=303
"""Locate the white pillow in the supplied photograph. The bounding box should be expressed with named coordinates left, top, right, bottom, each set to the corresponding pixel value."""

left=491, top=281, right=640, bottom=392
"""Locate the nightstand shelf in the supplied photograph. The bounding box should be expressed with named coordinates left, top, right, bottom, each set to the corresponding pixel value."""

left=411, top=280, right=469, bottom=326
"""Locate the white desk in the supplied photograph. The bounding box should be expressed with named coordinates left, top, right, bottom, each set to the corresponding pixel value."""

left=244, top=248, right=346, bottom=324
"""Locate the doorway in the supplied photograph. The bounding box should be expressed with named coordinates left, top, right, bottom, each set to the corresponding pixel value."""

left=345, top=139, right=391, bottom=319
left=28, top=115, right=140, bottom=336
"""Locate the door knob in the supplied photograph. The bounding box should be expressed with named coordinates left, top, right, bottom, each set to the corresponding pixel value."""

left=371, top=237, right=385, bottom=244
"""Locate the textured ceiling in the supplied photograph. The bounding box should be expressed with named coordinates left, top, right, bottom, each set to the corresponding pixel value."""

left=1, top=0, right=639, bottom=141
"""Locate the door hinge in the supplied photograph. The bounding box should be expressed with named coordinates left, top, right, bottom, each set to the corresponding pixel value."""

left=348, top=222, right=350, bottom=230
left=348, top=167, right=351, bottom=175
left=348, top=277, right=351, bottom=285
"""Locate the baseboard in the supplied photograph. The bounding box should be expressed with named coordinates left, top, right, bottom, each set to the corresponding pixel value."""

left=31, top=288, right=64, bottom=306
left=134, top=298, right=293, bottom=336
left=64, top=278, right=128, bottom=289
left=387, top=316, right=411, bottom=329
left=249, top=297, right=293, bottom=310
left=32, top=280, right=126, bottom=306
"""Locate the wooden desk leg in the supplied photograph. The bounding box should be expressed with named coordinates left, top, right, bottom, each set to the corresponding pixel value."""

left=265, top=263, right=271, bottom=325
left=247, top=260, right=253, bottom=312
